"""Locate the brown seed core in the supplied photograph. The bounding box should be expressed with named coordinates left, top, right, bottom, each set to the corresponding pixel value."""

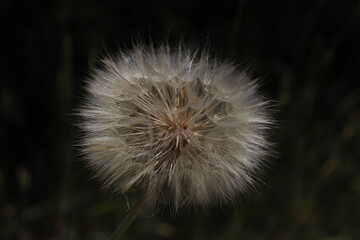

left=129, top=85, right=214, bottom=170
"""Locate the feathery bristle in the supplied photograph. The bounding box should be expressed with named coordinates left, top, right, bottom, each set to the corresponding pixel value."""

left=78, top=44, right=273, bottom=210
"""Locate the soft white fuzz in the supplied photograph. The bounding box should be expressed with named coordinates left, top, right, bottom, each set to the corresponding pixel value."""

left=79, top=44, right=272, bottom=210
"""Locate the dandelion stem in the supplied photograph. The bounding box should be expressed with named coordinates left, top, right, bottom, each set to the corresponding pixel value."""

left=108, top=197, right=146, bottom=240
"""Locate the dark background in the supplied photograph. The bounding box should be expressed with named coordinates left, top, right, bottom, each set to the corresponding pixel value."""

left=1, top=0, right=360, bottom=239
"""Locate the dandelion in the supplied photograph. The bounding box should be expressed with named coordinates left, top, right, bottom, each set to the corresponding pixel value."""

left=79, top=44, right=272, bottom=212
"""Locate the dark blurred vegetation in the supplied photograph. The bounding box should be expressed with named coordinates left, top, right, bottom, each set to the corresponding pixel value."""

left=1, top=0, right=360, bottom=239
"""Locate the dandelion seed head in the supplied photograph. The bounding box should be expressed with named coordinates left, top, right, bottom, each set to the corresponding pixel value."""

left=79, top=44, right=273, bottom=210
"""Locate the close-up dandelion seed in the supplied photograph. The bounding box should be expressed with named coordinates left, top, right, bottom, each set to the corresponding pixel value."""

left=4, top=0, right=360, bottom=239
left=78, top=44, right=273, bottom=238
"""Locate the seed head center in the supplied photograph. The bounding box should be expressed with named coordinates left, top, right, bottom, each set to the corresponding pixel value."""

left=162, top=112, right=191, bottom=150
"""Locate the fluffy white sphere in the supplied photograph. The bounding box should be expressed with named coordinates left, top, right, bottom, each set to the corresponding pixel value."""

left=79, top=44, right=272, bottom=210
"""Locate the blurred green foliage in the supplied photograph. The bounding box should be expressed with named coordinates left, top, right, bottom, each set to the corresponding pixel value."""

left=1, top=0, right=360, bottom=239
